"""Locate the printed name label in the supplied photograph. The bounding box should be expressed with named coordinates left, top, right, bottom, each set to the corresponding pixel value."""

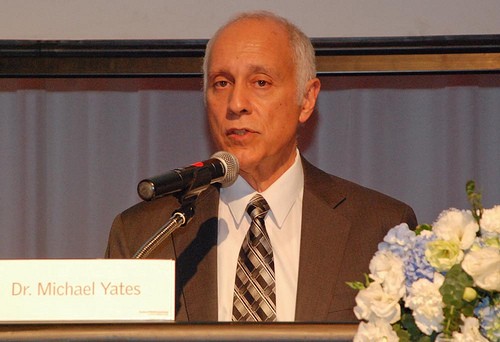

left=0, top=259, right=174, bottom=323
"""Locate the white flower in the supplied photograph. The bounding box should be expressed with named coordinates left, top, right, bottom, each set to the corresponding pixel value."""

left=405, top=273, right=445, bottom=335
left=425, top=239, right=464, bottom=272
left=481, top=205, right=500, bottom=236
left=449, top=316, right=489, bottom=342
left=353, top=281, right=401, bottom=324
left=432, top=208, right=479, bottom=250
left=369, top=250, right=406, bottom=298
left=462, top=246, right=500, bottom=292
left=351, top=197, right=500, bottom=340
left=354, top=319, right=399, bottom=342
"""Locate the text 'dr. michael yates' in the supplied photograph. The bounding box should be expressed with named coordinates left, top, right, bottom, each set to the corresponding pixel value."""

left=1, top=259, right=174, bottom=322
left=11, top=281, right=142, bottom=297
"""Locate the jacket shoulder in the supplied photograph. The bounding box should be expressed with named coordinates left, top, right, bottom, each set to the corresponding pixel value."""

left=301, top=157, right=417, bottom=228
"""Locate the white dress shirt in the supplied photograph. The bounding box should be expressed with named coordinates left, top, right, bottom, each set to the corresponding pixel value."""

left=217, top=151, right=304, bottom=321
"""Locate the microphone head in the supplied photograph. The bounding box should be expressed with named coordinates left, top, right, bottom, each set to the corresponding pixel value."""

left=211, top=151, right=239, bottom=187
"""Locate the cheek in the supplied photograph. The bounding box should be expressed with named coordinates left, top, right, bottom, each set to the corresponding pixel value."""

left=206, top=98, right=223, bottom=123
left=206, top=109, right=221, bottom=135
left=206, top=94, right=223, bottom=114
left=207, top=115, right=223, bottom=140
left=274, top=103, right=301, bottom=131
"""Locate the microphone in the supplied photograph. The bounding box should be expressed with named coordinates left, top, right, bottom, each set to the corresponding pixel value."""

left=137, top=151, right=239, bottom=201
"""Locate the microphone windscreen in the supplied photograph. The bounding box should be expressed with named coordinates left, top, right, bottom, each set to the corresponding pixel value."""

left=211, top=151, right=239, bottom=187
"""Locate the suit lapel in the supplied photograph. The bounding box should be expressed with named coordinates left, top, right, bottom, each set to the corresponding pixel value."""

left=171, top=158, right=352, bottom=321
left=172, top=187, right=219, bottom=321
left=295, top=160, right=351, bottom=321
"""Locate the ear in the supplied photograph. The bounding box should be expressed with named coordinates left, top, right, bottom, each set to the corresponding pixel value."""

left=298, top=77, right=321, bottom=124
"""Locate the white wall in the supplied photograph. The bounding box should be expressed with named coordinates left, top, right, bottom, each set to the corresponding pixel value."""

left=1, top=0, right=499, bottom=40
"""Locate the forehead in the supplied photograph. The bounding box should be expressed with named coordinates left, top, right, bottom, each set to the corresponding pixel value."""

left=208, top=18, right=294, bottom=73
left=216, top=17, right=289, bottom=42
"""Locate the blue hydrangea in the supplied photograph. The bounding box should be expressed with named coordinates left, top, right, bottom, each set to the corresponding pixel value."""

left=404, top=233, right=436, bottom=289
left=378, top=223, right=415, bottom=259
left=378, top=224, right=437, bottom=291
left=474, top=297, right=500, bottom=341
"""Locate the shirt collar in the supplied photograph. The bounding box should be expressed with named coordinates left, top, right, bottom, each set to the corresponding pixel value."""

left=220, top=150, right=304, bottom=228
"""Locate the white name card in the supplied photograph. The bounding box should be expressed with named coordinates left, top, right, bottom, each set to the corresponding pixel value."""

left=0, top=259, right=175, bottom=323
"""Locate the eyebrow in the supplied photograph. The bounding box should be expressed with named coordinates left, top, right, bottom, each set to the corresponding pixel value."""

left=209, top=64, right=281, bottom=79
left=207, top=64, right=283, bottom=85
left=247, top=64, right=280, bottom=78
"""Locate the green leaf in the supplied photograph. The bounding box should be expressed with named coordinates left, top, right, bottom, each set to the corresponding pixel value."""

left=400, top=311, right=422, bottom=337
left=393, top=323, right=411, bottom=342
left=363, top=273, right=373, bottom=287
left=442, top=305, right=462, bottom=337
left=466, top=180, right=483, bottom=225
left=398, top=310, right=435, bottom=341
left=415, top=224, right=433, bottom=235
left=346, top=273, right=373, bottom=290
left=346, top=281, right=365, bottom=290
left=416, top=336, right=433, bottom=342
left=439, top=264, right=475, bottom=336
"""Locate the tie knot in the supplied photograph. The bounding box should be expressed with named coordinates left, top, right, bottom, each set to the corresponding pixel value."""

left=246, top=194, right=270, bottom=220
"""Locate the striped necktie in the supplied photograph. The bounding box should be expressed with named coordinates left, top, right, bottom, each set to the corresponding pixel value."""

left=232, top=194, right=276, bottom=321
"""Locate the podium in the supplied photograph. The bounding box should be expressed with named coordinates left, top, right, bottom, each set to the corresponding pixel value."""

left=0, top=323, right=357, bottom=341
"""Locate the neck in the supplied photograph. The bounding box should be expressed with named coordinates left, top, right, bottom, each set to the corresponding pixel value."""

left=240, top=150, right=298, bottom=192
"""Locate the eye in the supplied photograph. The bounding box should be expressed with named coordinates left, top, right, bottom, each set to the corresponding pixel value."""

left=214, top=80, right=229, bottom=88
left=254, top=79, right=273, bottom=88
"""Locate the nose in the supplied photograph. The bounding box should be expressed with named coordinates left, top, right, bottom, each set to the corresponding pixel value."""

left=227, top=83, right=251, bottom=116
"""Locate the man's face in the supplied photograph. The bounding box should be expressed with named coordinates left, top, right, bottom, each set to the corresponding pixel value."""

left=205, top=18, right=316, bottom=187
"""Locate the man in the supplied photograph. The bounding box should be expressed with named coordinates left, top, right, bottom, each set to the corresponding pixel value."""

left=106, top=11, right=417, bottom=322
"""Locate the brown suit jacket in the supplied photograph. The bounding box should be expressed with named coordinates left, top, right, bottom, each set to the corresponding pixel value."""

left=106, top=157, right=417, bottom=322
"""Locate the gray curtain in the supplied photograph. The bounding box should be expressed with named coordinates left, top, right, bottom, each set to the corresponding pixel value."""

left=1, top=74, right=499, bottom=259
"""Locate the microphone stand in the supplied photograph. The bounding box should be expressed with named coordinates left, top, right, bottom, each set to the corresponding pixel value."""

left=133, top=167, right=214, bottom=259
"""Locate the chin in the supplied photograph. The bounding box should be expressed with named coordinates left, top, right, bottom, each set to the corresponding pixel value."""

left=220, top=146, right=260, bottom=166
left=235, top=156, right=261, bottom=174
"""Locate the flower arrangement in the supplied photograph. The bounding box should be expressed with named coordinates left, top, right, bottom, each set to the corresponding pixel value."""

left=348, top=181, right=499, bottom=341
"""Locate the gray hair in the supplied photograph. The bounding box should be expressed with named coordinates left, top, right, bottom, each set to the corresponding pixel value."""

left=202, top=11, right=317, bottom=102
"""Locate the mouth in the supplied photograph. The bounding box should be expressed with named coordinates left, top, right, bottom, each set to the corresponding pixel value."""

left=226, top=128, right=255, bottom=137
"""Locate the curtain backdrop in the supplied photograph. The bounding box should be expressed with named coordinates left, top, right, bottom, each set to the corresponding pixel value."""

left=1, top=74, right=499, bottom=259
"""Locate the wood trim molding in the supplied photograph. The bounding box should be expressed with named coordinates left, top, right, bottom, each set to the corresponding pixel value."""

left=316, top=53, right=500, bottom=75
left=1, top=35, right=499, bottom=77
